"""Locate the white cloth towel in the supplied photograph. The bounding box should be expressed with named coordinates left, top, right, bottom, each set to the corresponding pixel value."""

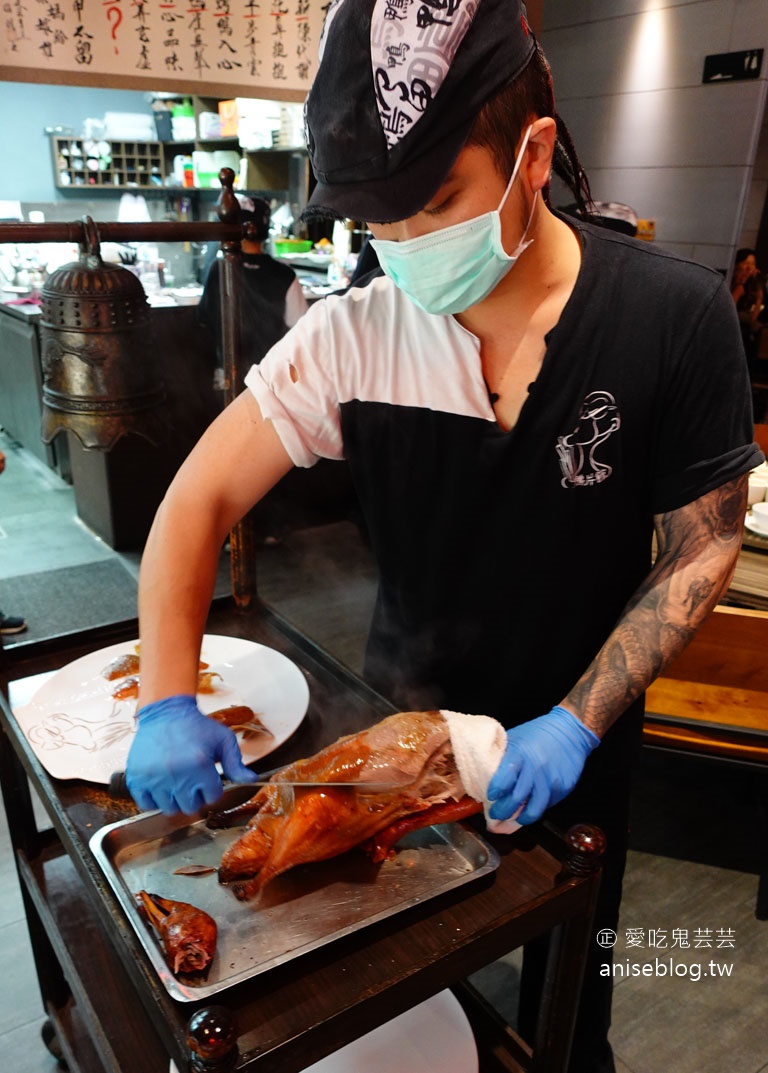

left=441, top=710, right=521, bottom=835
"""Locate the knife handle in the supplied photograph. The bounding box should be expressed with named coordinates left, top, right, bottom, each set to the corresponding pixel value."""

left=109, top=771, right=130, bottom=798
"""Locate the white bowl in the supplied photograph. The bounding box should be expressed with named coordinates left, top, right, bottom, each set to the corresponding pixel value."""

left=751, top=501, right=768, bottom=523
left=748, top=477, right=768, bottom=506
left=169, top=286, right=203, bottom=306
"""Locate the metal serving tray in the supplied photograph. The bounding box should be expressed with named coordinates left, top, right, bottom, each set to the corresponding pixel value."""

left=90, top=787, right=499, bottom=1002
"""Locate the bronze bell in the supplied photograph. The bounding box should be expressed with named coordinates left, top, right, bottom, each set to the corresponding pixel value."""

left=40, top=216, right=166, bottom=450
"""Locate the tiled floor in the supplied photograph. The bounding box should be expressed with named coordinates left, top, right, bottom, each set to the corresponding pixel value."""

left=1, top=430, right=766, bottom=1073
left=0, top=435, right=116, bottom=584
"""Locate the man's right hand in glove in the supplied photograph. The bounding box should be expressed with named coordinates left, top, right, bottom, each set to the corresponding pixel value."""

left=126, top=694, right=259, bottom=815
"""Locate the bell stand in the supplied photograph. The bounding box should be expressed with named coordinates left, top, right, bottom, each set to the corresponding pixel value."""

left=0, top=173, right=256, bottom=610
left=215, top=168, right=257, bottom=610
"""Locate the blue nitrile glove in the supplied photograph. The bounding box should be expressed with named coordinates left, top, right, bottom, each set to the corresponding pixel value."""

left=126, top=694, right=258, bottom=815
left=487, top=706, right=600, bottom=826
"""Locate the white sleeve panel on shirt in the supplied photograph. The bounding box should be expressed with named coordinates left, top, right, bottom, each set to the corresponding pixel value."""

left=244, top=276, right=493, bottom=468
left=245, top=297, right=344, bottom=468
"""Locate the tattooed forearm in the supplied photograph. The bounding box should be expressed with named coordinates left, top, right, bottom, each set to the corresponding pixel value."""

left=563, top=474, right=748, bottom=737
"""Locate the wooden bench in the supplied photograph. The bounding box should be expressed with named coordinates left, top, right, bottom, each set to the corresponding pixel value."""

left=643, top=605, right=768, bottom=918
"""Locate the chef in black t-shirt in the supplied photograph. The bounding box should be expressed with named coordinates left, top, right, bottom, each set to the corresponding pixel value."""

left=198, top=193, right=307, bottom=387
left=126, top=7, right=760, bottom=1071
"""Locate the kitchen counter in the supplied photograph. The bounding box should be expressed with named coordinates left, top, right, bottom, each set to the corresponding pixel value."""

left=0, top=299, right=219, bottom=547
left=0, top=299, right=56, bottom=471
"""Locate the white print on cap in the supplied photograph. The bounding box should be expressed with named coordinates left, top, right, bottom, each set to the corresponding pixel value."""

left=371, top=0, right=479, bottom=149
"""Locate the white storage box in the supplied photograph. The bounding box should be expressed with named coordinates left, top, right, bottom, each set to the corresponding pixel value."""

left=198, top=112, right=223, bottom=139
left=103, top=112, right=156, bottom=140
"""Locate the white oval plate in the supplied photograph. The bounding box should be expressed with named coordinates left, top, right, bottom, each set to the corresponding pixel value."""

left=302, top=989, right=478, bottom=1073
left=12, top=634, right=309, bottom=784
left=169, top=989, right=477, bottom=1073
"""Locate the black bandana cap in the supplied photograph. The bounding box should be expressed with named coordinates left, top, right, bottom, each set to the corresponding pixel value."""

left=302, top=0, right=537, bottom=224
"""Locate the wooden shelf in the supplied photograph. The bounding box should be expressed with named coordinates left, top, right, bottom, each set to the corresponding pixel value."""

left=50, top=94, right=309, bottom=199
left=197, top=137, right=241, bottom=147
left=52, top=136, right=164, bottom=192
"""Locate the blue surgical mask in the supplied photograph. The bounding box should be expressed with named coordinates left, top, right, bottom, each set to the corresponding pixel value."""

left=370, top=125, right=537, bottom=316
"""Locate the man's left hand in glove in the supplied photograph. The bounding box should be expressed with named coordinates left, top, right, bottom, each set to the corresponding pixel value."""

left=487, top=705, right=600, bottom=825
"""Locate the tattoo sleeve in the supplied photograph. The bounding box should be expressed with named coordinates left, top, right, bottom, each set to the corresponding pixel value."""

left=563, top=473, right=748, bottom=737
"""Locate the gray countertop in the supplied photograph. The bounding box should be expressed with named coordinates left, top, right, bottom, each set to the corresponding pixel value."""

left=0, top=298, right=41, bottom=321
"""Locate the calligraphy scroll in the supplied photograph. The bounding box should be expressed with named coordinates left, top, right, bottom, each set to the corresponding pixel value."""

left=1, top=0, right=325, bottom=101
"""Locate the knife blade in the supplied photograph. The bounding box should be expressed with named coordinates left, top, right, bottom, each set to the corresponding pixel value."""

left=108, top=771, right=411, bottom=799
left=226, top=780, right=406, bottom=790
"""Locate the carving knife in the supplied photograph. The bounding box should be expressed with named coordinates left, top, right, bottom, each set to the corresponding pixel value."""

left=108, top=770, right=412, bottom=799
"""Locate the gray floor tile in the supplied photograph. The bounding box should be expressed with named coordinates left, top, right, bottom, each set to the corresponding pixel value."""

left=0, top=430, right=114, bottom=580
left=0, top=437, right=63, bottom=496
left=614, top=1060, right=636, bottom=1073
left=0, top=1018, right=59, bottom=1073
left=467, top=948, right=523, bottom=1029
left=256, top=522, right=377, bottom=674
left=0, top=918, right=46, bottom=1036
left=0, top=791, right=60, bottom=1071
left=0, top=785, right=50, bottom=929
left=0, top=788, right=25, bottom=929
left=610, top=852, right=767, bottom=1073
left=1, top=486, right=74, bottom=520
left=0, top=508, right=115, bottom=580
left=0, top=861, right=25, bottom=930
left=469, top=851, right=766, bottom=1073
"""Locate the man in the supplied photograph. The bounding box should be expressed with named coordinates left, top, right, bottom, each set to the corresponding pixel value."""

left=198, top=193, right=308, bottom=385
left=730, top=247, right=766, bottom=420
left=127, top=3, right=760, bottom=1070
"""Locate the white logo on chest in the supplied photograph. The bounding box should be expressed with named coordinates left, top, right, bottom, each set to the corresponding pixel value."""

left=556, top=391, right=621, bottom=488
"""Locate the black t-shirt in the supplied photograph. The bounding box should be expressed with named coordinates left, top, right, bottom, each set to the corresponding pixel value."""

left=247, top=220, right=761, bottom=724
left=199, top=252, right=298, bottom=368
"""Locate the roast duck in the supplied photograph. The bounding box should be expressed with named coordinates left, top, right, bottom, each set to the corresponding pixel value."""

left=209, top=710, right=484, bottom=900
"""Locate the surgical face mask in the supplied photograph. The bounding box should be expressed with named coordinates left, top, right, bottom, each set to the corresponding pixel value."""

left=370, top=124, right=537, bottom=316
